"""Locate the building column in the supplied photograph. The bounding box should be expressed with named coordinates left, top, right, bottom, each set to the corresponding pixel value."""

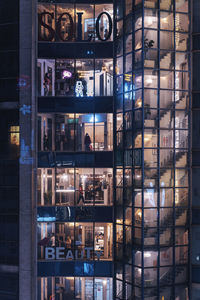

left=19, top=0, right=37, bottom=298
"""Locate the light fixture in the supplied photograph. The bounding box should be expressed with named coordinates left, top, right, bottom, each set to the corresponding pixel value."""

left=145, top=78, right=153, bottom=84
left=62, top=174, right=68, bottom=181
left=144, top=252, right=151, bottom=258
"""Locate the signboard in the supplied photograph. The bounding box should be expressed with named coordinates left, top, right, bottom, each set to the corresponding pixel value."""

left=38, top=11, right=112, bottom=42
left=45, top=247, right=103, bottom=260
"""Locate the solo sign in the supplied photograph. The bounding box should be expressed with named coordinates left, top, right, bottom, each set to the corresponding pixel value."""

left=38, top=11, right=112, bottom=42
left=45, top=247, right=103, bottom=260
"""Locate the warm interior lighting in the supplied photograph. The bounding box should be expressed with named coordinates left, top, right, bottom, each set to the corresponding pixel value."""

left=144, top=135, right=151, bottom=142
left=161, top=17, right=168, bottom=23
left=116, top=219, right=122, bottom=224
left=136, top=210, right=142, bottom=218
left=145, top=78, right=153, bottom=84
left=136, top=98, right=142, bottom=107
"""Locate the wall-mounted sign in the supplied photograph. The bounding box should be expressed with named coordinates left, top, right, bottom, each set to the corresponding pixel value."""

left=38, top=11, right=112, bottom=42
left=45, top=247, right=102, bottom=260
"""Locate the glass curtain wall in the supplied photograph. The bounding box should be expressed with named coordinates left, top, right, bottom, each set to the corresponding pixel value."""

left=114, top=0, right=190, bottom=299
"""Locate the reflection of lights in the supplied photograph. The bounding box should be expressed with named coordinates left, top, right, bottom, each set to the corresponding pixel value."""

left=62, top=70, right=72, bottom=79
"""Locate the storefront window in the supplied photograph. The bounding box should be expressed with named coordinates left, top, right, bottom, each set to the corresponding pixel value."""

left=37, top=168, right=113, bottom=206
left=37, top=222, right=113, bottom=260
left=37, top=277, right=113, bottom=300
left=38, top=113, right=113, bottom=152
left=37, top=59, right=113, bottom=97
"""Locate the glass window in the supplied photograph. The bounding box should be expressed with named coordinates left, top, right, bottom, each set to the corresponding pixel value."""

left=38, top=167, right=113, bottom=207
left=56, top=4, right=75, bottom=42
left=160, top=11, right=174, bottom=31
left=95, top=59, right=113, bottom=96
left=38, top=4, right=113, bottom=43
left=56, top=169, right=75, bottom=206
left=37, top=277, right=113, bottom=300
left=37, top=59, right=55, bottom=96
left=76, top=4, right=94, bottom=41
left=95, top=4, right=113, bottom=41
left=125, top=0, right=132, bottom=15
left=175, top=0, right=188, bottom=13
left=38, top=113, right=113, bottom=152
left=38, top=4, right=56, bottom=42
left=38, top=58, right=113, bottom=97
left=55, top=114, right=75, bottom=151
left=55, top=59, right=75, bottom=96
left=160, top=31, right=174, bottom=50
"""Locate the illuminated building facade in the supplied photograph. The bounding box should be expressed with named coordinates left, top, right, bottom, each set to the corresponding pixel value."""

left=37, top=1, right=114, bottom=299
left=1, top=0, right=200, bottom=299
left=114, top=0, right=191, bottom=299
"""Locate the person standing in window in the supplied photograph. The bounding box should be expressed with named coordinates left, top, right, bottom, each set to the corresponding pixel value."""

left=84, top=133, right=91, bottom=151
left=43, top=72, right=50, bottom=96
left=77, top=184, right=85, bottom=205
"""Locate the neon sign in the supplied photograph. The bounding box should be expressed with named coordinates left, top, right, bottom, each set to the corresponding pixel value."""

left=62, top=70, right=72, bottom=79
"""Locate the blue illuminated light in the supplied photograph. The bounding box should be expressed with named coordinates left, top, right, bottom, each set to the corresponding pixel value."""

left=37, top=216, right=56, bottom=222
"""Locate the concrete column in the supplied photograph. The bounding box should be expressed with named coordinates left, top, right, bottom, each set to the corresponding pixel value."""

left=19, top=0, right=37, bottom=298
